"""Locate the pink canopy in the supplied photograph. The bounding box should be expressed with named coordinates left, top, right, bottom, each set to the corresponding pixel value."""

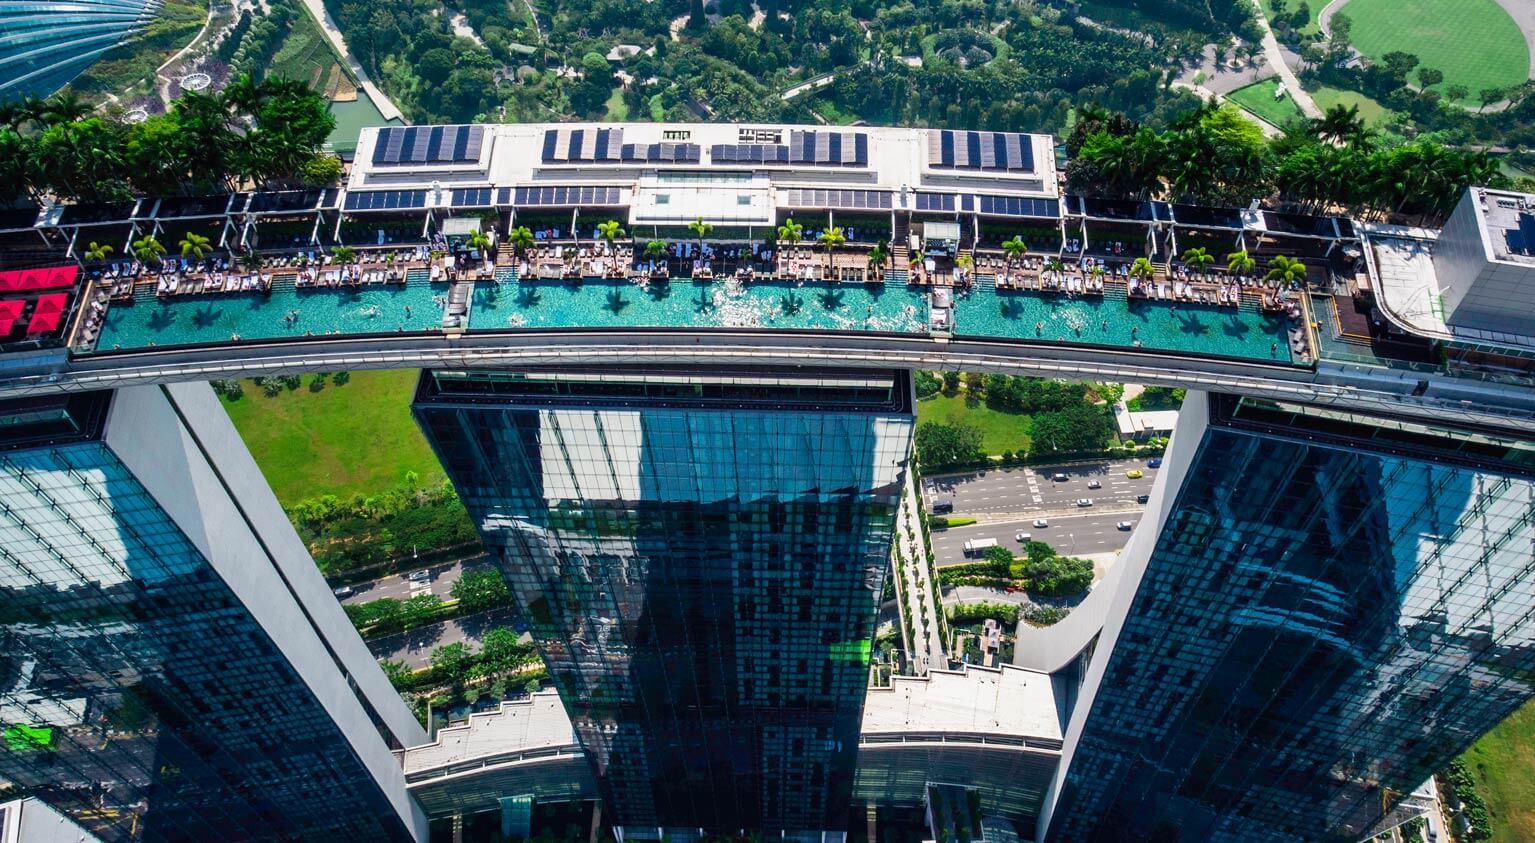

left=26, top=293, right=67, bottom=334
left=0, top=265, right=76, bottom=293
left=0, top=299, right=23, bottom=335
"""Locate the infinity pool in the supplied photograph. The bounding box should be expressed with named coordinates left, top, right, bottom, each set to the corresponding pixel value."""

left=94, top=280, right=453, bottom=351
left=953, top=288, right=1297, bottom=364
left=468, top=277, right=929, bottom=333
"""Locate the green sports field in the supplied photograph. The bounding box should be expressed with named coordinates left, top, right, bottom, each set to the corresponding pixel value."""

left=219, top=369, right=445, bottom=506
left=1462, top=697, right=1535, bottom=842
left=1340, top=0, right=1529, bottom=104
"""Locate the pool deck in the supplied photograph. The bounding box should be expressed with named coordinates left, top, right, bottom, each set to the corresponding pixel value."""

left=80, top=252, right=1313, bottom=368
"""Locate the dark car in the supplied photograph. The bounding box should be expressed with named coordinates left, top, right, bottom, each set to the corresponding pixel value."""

left=932, top=498, right=954, bottom=514
left=1137, top=494, right=1150, bottom=504
left=1147, top=458, right=1163, bottom=468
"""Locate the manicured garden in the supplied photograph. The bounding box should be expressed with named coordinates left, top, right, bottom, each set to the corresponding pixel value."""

left=1228, top=78, right=1304, bottom=127
left=1309, top=85, right=1391, bottom=126
left=1340, top=0, right=1529, bottom=104
left=916, top=391, right=1032, bottom=456
left=218, top=369, right=444, bottom=506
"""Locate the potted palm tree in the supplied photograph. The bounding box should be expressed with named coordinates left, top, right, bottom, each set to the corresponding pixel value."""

left=1044, top=256, right=1066, bottom=286
left=180, top=232, right=213, bottom=262
left=1265, top=255, right=1308, bottom=287
left=643, top=239, right=668, bottom=277
left=1226, top=249, right=1255, bottom=278
left=1181, top=247, right=1215, bottom=275
left=817, top=226, right=846, bottom=279
left=1130, top=256, right=1155, bottom=282
left=83, top=241, right=113, bottom=264
left=867, top=240, right=888, bottom=281
left=332, top=245, right=356, bottom=264
left=1002, top=235, right=1027, bottom=265
left=597, top=220, right=624, bottom=252
left=509, top=225, right=535, bottom=258
left=131, top=235, right=166, bottom=268
left=466, top=230, right=492, bottom=255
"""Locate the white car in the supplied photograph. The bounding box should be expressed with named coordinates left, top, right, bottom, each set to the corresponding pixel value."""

left=1015, top=531, right=1031, bottom=542
left=1087, top=479, right=1101, bottom=489
left=407, top=569, right=430, bottom=583
left=1077, top=498, right=1093, bottom=507
left=1116, top=521, right=1134, bottom=530
left=1032, top=519, right=1049, bottom=528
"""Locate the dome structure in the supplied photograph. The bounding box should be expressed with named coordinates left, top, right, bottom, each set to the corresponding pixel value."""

left=0, top=0, right=161, bottom=99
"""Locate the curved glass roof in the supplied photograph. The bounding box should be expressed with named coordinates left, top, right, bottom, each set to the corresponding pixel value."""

left=0, top=0, right=161, bottom=98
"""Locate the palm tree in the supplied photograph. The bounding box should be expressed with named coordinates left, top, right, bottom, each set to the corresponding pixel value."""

left=817, top=226, right=846, bottom=276
left=131, top=235, right=165, bottom=266
left=1130, top=257, right=1155, bottom=282
left=1044, top=256, right=1066, bottom=282
left=1312, top=104, right=1365, bottom=145
left=777, top=217, right=803, bottom=247
left=1265, top=255, right=1308, bottom=286
left=180, top=232, right=212, bottom=261
left=597, top=219, right=624, bottom=250
left=1181, top=246, right=1215, bottom=274
left=687, top=216, right=713, bottom=254
left=332, top=245, right=356, bottom=264
left=41, top=91, right=89, bottom=126
left=644, top=239, right=667, bottom=262
left=1002, top=236, right=1027, bottom=264
left=867, top=240, right=888, bottom=269
left=84, top=241, right=112, bottom=263
left=955, top=253, right=973, bottom=272
left=240, top=252, right=262, bottom=271
left=466, top=230, right=492, bottom=254
left=1226, top=249, right=1255, bottom=275
left=508, top=225, right=535, bottom=256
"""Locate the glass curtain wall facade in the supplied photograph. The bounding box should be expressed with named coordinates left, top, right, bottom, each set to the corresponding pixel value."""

left=0, top=389, right=422, bottom=843
left=1047, top=393, right=1535, bottom=843
left=412, top=367, right=914, bottom=837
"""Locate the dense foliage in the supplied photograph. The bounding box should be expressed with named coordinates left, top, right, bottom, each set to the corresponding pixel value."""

left=1438, top=760, right=1493, bottom=842
left=288, top=477, right=481, bottom=574
left=1066, top=97, right=1506, bottom=221
left=0, top=79, right=337, bottom=204
left=451, top=569, right=513, bottom=613
left=948, top=601, right=1020, bottom=626
left=916, top=421, right=986, bottom=469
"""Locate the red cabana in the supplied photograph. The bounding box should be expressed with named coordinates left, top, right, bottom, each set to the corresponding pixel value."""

left=0, top=299, right=23, bottom=335
left=0, top=265, right=77, bottom=293
left=27, top=293, right=67, bottom=334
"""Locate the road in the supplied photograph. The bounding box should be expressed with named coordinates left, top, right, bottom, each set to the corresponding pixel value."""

left=340, top=555, right=493, bottom=604
left=1251, top=3, right=1322, bottom=119
left=923, top=457, right=1158, bottom=565
left=365, top=607, right=519, bottom=667
left=296, top=0, right=406, bottom=121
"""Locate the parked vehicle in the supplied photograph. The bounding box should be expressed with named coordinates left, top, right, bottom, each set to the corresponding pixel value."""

left=963, top=537, right=999, bottom=556
left=1051, top=473, right=1069, bottom=482
left=932, top=497, right=954, bottom=514
left=1137, top=494, right=1150, bottom=503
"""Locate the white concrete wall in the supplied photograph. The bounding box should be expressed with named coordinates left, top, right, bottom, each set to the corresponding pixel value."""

left=103, top=383, right=428, bottom=842
left=1033, top=390, right=1211, bottom=843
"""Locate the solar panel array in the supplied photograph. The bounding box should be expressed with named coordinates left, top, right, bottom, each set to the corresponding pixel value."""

left=927, top=130, right=1034, bottom=173
left=621, top=142, right=700, bottom=163
left=782, top=189, right=893, bottom=210
left=451, top=187, right=494, bottom=207
left=976, top=195, right=1060, bottom=218
left=371, top=126, right=486, bottom=166
left=343, top=190, right=428, bottom=211
left=541, top=128, right=626, bottom=162
left=788, top=131, right=869, bottom=166
left=513, top=186, right=625, bottom=206
left=712, top=143, right=791, bottom=164
left=915, top=193, right=957, bottom=212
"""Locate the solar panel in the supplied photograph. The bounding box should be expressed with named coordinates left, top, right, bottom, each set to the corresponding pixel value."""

left=450, top=187, right=494, bottom=207
left=928, top=131, right=1035, bottom=173
left=975, top=195, right=1060, bottom=218
left=915, top=193, right=957, bottom=212
left=343, top=190, right=428, bottom=211
left=371, top=125, right=485, bottom=166
left=512, top=186, right=624, bottom=206
left=782, top=189, right=893, bottom=210
left=787, top=131, right=868, bottom=166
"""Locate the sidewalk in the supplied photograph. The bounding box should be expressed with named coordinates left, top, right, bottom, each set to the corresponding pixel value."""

left=894, top=471, right=947, bottom=675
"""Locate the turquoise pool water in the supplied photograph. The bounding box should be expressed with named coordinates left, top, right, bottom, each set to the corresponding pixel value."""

left=953, top=288, right=1296, bottom=364
left=94, top=281, right=453, bottom=351
left=468, top=277, right=929, bottom=333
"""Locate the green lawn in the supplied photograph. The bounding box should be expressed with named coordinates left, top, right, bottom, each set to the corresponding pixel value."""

left=1342, top=0, right=1530, bottom=104
left=1227, top=78, right=1305, bottom=128
left=1310, top=85, right=1392, bottom=126
left=220, top=369, right=445, bottom=507
left=1461, top=697, right=1535, bottom=842
left=916, top=392, right=1030, bottom=455
left=603, top=87, right=630, bottom=120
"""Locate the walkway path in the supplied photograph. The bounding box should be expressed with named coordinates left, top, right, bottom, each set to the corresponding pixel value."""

left=1252, top=4, right=1322, bottom=119
left=894, top=472, right=946, bottom=675
left=297, top=0, right=406, bottom=121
